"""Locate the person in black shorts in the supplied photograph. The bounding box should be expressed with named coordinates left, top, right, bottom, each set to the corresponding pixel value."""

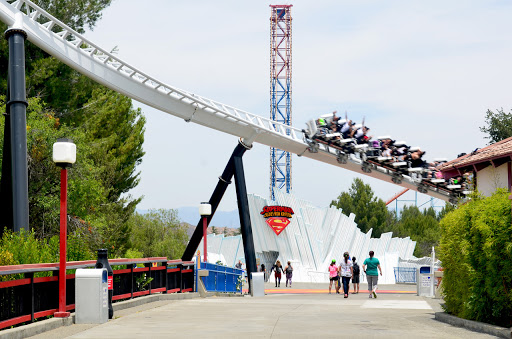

left=351, top=256, right=360, bottom=294
left=328, top=259, right=340, bottom=294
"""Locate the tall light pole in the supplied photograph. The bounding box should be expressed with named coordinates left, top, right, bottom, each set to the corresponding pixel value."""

left=52, top=138, right=76, bottom=318
left=199, top=202, right=211, bottom=263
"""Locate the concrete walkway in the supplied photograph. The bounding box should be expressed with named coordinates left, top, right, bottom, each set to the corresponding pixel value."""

left=28, top=284, right=495, bottom=339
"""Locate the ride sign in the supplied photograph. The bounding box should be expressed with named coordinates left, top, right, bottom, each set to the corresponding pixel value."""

left=261, top=206, right=294, bottom=235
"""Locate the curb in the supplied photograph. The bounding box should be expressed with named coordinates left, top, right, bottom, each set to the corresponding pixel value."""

left=0, top=316, right=75, bottom=339
left=112, top=292, right=200, bottom=312
left=0, top=292, right=200, bottom=339
left=435, top=312, right=511, bottom=339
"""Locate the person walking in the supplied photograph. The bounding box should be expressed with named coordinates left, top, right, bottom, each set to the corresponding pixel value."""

left=284, top=261, right=293, bottom=288
left=363, top=251, right=382, bottom=298
left=339, top=252, right=353, bottom=298
left=328, top=260, right=340, bottom=294
left=260, top=263, right=267, bottom=282
left=351, top=256, right=360, bottom=294
left=270, top=260, right=284, bottom=287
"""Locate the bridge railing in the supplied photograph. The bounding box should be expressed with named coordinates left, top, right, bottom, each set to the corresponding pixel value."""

left=0, top=258, right=195, bottom=331
left=393, top=267, right=417, bottom=284
left=199, top=262, right=242, bottom=293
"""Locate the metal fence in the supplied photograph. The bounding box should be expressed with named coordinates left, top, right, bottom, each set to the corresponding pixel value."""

left=0, top=258, right=195, bottom=331
left=199, top=262, right=243, bottom=293
left=393, top=267, right=417, bottom=283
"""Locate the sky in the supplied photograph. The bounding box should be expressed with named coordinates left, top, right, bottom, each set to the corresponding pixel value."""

left=83, top=0, right=512, bottom=213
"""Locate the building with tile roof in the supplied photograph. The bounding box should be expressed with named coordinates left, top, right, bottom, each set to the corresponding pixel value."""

left=437, top=136, right=512, bottom=196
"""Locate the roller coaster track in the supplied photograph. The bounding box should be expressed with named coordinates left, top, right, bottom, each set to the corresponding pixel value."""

left=0, top=0, right=457, bottom=202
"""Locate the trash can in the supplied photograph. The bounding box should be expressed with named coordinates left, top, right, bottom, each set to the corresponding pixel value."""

left=75, top=268, right=109, bottom=324
left=251, top=272, right=265, bottom=297
left=417, top=266, right=433, bottom=297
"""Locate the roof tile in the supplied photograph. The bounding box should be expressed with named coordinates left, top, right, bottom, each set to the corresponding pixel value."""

left=437, top=136, right=512, bottom=172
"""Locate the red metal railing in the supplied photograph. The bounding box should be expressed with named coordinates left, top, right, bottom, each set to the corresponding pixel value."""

left=0, top=258, right=195, bottom=330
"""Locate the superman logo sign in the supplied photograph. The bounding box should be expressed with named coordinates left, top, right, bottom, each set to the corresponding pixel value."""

left=261, top=206, right=294, bottom=236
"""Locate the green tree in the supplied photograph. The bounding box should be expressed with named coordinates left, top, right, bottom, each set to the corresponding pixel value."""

left=0, top=96, right=108, bottom=236
left=127, top=209, right=188, bottom=259
left=31, top=0, right=113, bottom=34
left=81, top=88, right=145, bottom=202
left=330, top=178, right=390, bottom=237
left=480, top=108, right=512, bottom=143
left=392, top=205, right=440, bottom=257
left=0, top=1, right=146, bottom=252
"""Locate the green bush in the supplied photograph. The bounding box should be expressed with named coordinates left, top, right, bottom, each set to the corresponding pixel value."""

left=0, top=229, right=55, bottom=265
left=0, top=228, right=95, bottom=280
left=439, top=189, right=512, bottom=327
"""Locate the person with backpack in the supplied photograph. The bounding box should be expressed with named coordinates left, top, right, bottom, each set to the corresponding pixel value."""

left=284, top=261, right=293, bottom=288
left=351, top=256, right=360, bottom=294
left=270, top=260, right=284, bottom=287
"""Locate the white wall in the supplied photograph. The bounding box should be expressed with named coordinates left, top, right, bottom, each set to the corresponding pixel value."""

left=477, top=163, right=509, bottom=196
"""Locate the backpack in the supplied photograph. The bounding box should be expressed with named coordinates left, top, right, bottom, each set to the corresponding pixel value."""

left=353, top=263, right=360, bottom=275
left=286, top=265, right=293, bottom=273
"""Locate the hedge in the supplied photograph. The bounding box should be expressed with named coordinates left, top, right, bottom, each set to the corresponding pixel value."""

left=439, top=189, right=512, bottom=327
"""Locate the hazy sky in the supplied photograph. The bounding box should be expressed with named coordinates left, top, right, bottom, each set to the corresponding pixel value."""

left=83, top=0, right=512, bottom=212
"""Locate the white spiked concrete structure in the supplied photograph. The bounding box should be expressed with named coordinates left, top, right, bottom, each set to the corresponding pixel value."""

left=200, top=190, right=416, bottom=283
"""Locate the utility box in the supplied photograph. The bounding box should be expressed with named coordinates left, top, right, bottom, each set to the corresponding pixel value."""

left=251, top=272, right=265, bottom=297
left=75, top=268, right=109, bottom=324
left=417, top=266, right=433, bottom=297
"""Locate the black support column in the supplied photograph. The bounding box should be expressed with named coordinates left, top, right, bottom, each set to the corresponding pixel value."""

left=182, top=140, right=250, bottom=261
left=5, top=28, right=29, bottom=232
left=0, top=105, right=13, bottom=234
left=233, top=153, right=257, bottom=292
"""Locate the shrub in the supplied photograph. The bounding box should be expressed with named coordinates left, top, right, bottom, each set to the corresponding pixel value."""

left=0, top=229, right=55, bottom=265
left=439, top=189, right=512, bottom=327
left=0, top=229, right=95, bottom=280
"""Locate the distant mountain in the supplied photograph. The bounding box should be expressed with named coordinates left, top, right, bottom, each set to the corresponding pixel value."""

left=177, top=207, right=240, bottom=228
left=136, top=207, right=240, bottom=228
left=182, top=222, right=240, bottom=240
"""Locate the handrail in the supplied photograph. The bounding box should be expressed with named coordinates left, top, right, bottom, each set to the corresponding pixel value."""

left=0, top=257, right=169, bottom=275
left=0, top=257, right=195, bottom=330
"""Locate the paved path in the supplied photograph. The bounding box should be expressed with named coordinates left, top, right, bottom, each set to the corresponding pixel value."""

left=29, top=284, right=495, bottom=339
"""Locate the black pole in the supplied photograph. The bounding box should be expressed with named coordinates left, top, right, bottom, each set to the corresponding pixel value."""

left=233, top=154, right=257, bottom=294
left=182, top=141, right=250, bottom=261
left=95, top=249, right=113, bottom=319
left=0, top=109, right=13, bottom=234
left=5, top=29, right=29, bottom=232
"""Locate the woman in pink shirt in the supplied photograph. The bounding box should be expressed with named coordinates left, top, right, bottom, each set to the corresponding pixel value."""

left=328, top=260, right=340, bottom=294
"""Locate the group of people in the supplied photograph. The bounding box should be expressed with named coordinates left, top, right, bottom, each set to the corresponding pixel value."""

left=315, top=111, right=372, bottom=145
left=306, top=111, right=472, bottom=193
left=269, top=260, right=294, bottom=287
left=264, top=251, right=382, bottom=298
left=329, top=251, right=382, bottom=299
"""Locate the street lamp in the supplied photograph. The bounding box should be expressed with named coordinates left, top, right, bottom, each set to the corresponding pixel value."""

left=52, top=138, right=76, bottom=318
left=199, top=202, right=211, bottom=263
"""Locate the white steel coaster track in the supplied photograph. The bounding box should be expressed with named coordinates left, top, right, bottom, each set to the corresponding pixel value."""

left=0, top=0, right=456, bottom=202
